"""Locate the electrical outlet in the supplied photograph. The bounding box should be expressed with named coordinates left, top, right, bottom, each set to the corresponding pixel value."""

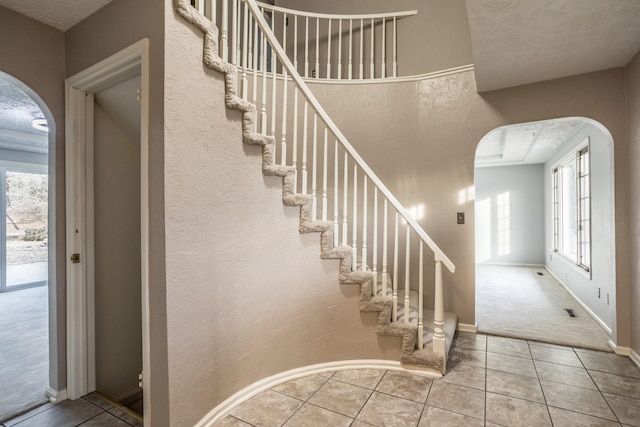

left=457, top=212, right=465, bottom=224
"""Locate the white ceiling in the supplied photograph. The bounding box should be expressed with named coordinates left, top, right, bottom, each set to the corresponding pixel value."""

left=0, top=0, right=112, bottom=31
left=475, top=118, right=587, bottom=168
left=465, top=0, right=640, bottom=92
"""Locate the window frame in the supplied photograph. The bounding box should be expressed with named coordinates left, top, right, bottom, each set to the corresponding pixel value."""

left=551, top=139, right=591, bottom=273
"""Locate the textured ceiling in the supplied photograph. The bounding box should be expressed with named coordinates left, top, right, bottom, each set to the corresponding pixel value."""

left=466, top=0, right=640, bottom=92
left=475, top=118, right=586, bottom=168
left=0, top=79, right=48, bottom=154
left=0, top=0, right=112, bottom=31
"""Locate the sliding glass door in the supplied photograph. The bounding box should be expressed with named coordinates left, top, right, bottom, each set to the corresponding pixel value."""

left=0, top=168, right=48, bottom=291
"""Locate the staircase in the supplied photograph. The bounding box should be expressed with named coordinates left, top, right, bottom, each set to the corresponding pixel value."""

left=174, top=0, right=457, bottom=375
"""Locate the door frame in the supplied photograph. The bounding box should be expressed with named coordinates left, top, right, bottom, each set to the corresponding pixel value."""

left=65, top=39, right=150, bottom=412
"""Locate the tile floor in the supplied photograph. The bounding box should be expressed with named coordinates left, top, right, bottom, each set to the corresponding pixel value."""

left=216, top=333, right=640, bottom=427
left=4, top=334, right=640, bottom=426
left=1, top=393, right=142, bottom=427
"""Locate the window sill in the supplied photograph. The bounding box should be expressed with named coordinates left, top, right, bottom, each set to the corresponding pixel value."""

left=549, top=249, right=592, bottom=280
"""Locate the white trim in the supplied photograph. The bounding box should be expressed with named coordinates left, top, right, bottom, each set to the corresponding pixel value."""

left=476, top=262, right=545, bottom=268
left=608, top=341, right=631, bottom=356
left=305, top=64, right=475, bottom=86
left=65, top=40, right=150, bottom=425
left=46, top=387, right=67, bottom=404
left=457, top=323, right=478, bottom=333
left=630, top=349, right=640, bottom=369
left=195, top=360, right=441, bottom=426
left=544, top=267, right=611, bottom=335
left=255, top=1, right=417, bottom=21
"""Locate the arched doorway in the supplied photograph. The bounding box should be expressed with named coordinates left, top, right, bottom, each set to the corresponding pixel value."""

left=0, top=72, right=55, bottom=421
left=474, top=117, right=616, bottom=351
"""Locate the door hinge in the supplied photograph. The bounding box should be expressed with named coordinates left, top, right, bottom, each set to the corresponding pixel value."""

left=136, top=88, right=141, bottom=104
left=70, top=253, right=80, bottom=264
left=138, top=371, right=143, bottom=388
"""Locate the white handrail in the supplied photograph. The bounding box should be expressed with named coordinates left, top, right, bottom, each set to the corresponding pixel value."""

left=245, top=0, right=455, bottom=273
left=255, top=1, right=417, bottom=21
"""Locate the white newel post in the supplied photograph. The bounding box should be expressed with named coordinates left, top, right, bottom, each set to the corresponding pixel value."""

left=433, top=260, right=446, bottom=365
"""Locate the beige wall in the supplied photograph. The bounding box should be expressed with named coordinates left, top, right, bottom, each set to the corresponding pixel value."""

left=275, top=0, right=473, bottom=76
left=308, top=68, right=630, bottom=347
left=65, top=0, right=169, bottom=422
left=165, top=10, right=405, bottom=426
left=0, top=5, right=66, bottom=392
left=627, top=51, right=640, bottom=357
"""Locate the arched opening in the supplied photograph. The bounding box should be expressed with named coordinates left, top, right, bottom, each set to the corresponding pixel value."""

left=0, top=72, right=55, bottom=421
left=474, top=117, right=616, bottom=351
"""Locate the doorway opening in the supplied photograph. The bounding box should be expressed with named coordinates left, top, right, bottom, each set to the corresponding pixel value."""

left=0, top=75, right=51, bottom=422
left=474, top=117, right=616, bottom=351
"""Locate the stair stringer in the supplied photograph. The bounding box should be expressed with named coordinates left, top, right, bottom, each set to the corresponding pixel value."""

left=174, top=0, right=444, bottom=373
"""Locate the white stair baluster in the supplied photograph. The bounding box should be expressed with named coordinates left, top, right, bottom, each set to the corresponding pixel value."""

left=382, top=199, right=388, bottom=296
left=260, top=32, right=267, bottom=134
left=304, top=17, right=309, bottom=77
left=433, top=260, right=446, bottom=365
left=326, top=19, right=332, bottom=79
left=348, top=19, right=353, bottom=79
left=333, top=139, right=339, bottom=246
left=418, top=241, right=424, bottom=349
left=338, top=20, right=343, bottom=80
left=362, top=176, right=368, bottom=283
left=352, top=165, right=358, bottom=270
left=311, top=113, right=318, bottom=220
left=404, top=223, right=410, bottom=323
left=393, top=17, right=397, bottom=77
left=342, top=154, right=348, bottom=249
left=211, top=0, right=217, bottom=23
left=322, top=128, right=328, bottom=221
left=271, top=46, right=277, bottom=162
left=221, top=0, right=229, bottom=60
left=252, top=19, right=258, bottom=124
left=372, top=188, right=378, bottom=295
left=381, top=18, right=386, bottom=78
left=293, top=15, right=298, bottom=72
left=280, top=70, right=288, bottom=166
left=392, top=212, right=399, bottom=321
left=241, top=0, right=249, bottom=99
left=370, top=18, right=375, bottom=79
left=359, top=19, right=364, bottom=79
left=231, top=0, right=237, bottom=65
left=301, top=100, right=308, bottom=194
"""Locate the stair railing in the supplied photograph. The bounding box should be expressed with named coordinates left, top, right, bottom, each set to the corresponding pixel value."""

left=188, top=0, right=454, bottom=357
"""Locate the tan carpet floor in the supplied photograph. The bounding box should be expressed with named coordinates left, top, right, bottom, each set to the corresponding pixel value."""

left=476, top=264, right=611, bottom=352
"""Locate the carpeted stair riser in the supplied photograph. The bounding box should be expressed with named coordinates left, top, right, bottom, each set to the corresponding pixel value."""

left=174, top=0, right=454, bottom=374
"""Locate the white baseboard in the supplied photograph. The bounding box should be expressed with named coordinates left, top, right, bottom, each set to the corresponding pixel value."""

left=194, top=360, right=441, bottom=426
left=477, top=262, right=545, bottom=268
left=631, top=349, right=640, bottom=368
left=608, top=340, right=631, bottom=356
left=46, top=387, right=67, bottom=404
left=457, top=323, right=478, bottom=333
left=544, top=267, right=612, bottom=336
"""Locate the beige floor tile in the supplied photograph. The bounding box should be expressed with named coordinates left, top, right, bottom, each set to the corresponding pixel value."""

left=356, top=391, right=424, bottom=427
left=350, top=421, right=376, bottom=427
left=603, top=393, right=640, bottom=426
left=375, top=371, right=433, bottom=403
left=441, top=363, right=486, bottom=390
left=318, top=370, right=336, bottom=378
left=425, top=380, right=485, bottom=420
left=486, top=369, right=545, bottom=403
left=282, top=404, right=352, bottom=427
left=213, top=416, right=253, bottom=426
left=272, top=375, right=328, bottom=400
left=452, top=332, right=487, bottom=351
left=530, top=341, right=575, bottom=351
left=486, top=392, right=551, bottom=427
left=307, top=379, right=371, bottom=418
left=332, top=369, right=385, bottom=389
left=106, top=407, right=142, bottom=427
left=530, top=344, right=583, bottom=367
left=82, top=393, right=114, bottom=411
left=78, top=412, right=131, bottom=427
left=540, top=380, right=617, bottom=421
left=487, top=336, right=532, bottom=358
left=576, top=351, right=640, bottom=378
left=418, top=405, right=484, bottom=427
left=534, top=360, right=596, bottom=389
left=548, top=406, right=621, bottom=427
left=230, top=390, right=303, bottom=427
left=448, top=346, right=486, bottom=369
left=590, top=370, right=640, bottom=399
left=4, top=399, right=103, bottom=427
left=487, top=352, right=537, bottom=377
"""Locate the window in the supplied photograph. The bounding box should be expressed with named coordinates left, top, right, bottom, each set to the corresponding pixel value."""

left=552, top=143, right=590, bottom=272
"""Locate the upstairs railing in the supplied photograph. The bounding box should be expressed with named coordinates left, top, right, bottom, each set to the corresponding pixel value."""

left=193, top=0, right=417, bottom=80
left=188, top=0, right=454, bottom=358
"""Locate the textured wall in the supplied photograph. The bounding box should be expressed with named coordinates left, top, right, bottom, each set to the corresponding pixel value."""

left=308, top=68, right=629, bottom=346
left=0, top=5, right=66, bottom=392
left=65, top=0, right=169, bottom=422
left=275, top=0, right=473, bottom=76
left=627, top=51, right=640, bottom=357
left=475, top=165, right=545, bottom=265
left=165, top=9, right=402, bottom=426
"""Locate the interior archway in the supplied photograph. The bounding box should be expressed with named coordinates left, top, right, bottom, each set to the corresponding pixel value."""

left=473, top=117, right=616, bottom=351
